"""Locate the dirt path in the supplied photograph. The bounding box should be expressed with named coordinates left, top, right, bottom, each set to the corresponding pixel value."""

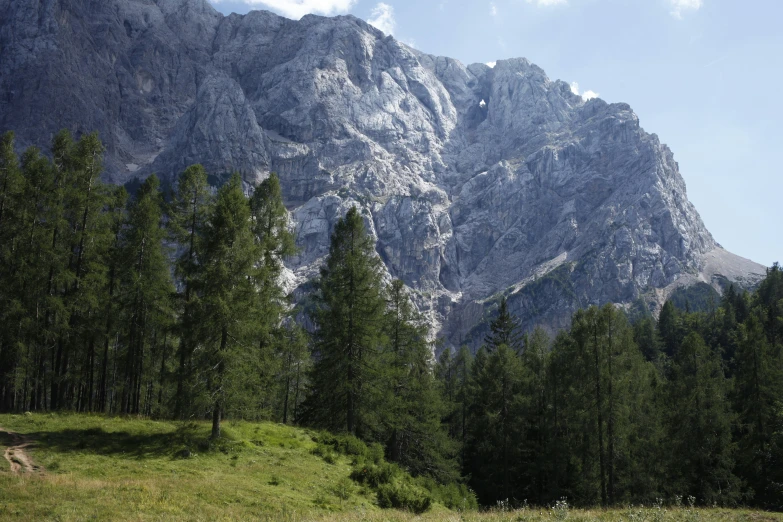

left=0, top=426, right=41, bottom=474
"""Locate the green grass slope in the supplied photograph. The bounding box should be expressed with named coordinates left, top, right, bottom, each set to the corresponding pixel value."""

left=1, top=413, right=781, bottom=522
left=0, top=413, right=399, bottom=520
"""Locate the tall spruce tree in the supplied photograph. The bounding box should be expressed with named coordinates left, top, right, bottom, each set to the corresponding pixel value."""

left=734, top=311, right=783, bottom=505
left=0, top=132, right=23, bottom=409
left=518, top=327, right=552, bottom=505
left=375, top=279, right=458, bottom=482
left=119, top=175, right=174, bottom=415
left=666, top=332, right=740, bottom=505
left=196, top=174, right=262, bottom=438
left=168, top=164, right=212, bottom=417
left=249, top=172, right=297, bottom=413
left=303, top=206, right=385, bottom=435
left=465, top=343, right=524, bottom=503
left=97, top=186, right=128, bottom=412
left=485, top=297, right=523, bottom=352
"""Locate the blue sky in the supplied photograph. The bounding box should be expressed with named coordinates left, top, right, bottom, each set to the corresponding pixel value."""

left=208, top=0, right=782, bottom=267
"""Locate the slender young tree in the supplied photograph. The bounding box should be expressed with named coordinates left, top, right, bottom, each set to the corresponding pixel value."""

left=277, top=322, right=311, bottom=425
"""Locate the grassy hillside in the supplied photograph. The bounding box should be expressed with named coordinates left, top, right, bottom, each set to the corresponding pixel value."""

left=1, top=413, right=781, bottom=522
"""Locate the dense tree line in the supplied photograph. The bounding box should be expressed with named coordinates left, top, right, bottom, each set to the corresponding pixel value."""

left=0, top=132, right=299, bottom=435
left=439, top=269, right=783, bottom=510
left=1, top=131, right=782, bottom=511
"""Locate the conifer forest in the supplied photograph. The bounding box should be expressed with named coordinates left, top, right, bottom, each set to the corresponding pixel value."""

left=1, top=132, right=782, bottom=511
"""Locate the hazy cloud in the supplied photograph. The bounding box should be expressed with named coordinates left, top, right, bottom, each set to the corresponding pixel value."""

left=209, top=0, right=356, bottom=19
left=368, top=3, right=395, bottom=35
left=490, top=2, right=498, bottom=16
left=526, top=0, right=568, bottom=6
left=670, top=0, right=702, bottom=19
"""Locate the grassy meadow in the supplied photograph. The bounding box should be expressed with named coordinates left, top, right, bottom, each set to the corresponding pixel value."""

left=0, top=413, right=781, bottom=522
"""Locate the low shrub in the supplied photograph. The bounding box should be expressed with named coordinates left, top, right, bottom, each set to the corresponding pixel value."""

left=425, top=480, right=479, bottom=511
left=350, top=460, right=399, bottom=487
left=376, top=481, right=432, bottom=513
left=316, top=432, right=368, bottom=457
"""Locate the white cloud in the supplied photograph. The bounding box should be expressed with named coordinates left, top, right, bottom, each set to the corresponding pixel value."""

left=368, top=3, right=395, bottom=35
left=486, top=61, right=497, bottom=68
left=526, top=0, right=568, bottom=6
left=490, top=2, right=498, bottom=16
left=669, top=0, right=702, bottom=19
left=570, top=82, right=599, bottom=101
left=209, top=0, right=356, bottom=19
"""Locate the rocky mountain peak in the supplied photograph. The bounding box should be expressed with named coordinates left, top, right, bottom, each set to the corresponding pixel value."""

left=0, top=0, right=765, bottom=347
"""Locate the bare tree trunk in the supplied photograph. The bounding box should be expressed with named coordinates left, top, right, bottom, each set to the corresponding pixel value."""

left=211, top=326, right=228, bottom=439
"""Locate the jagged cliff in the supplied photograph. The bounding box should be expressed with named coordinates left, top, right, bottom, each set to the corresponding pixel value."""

left=0, top=0, right=765, bottom=346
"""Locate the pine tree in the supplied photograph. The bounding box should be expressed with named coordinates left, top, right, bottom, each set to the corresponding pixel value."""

left=658, top=300, right=680, bottom=358
left=63, top=133, right=115, bottom=412
left=168, top=164, right=212, bottom=417
left=195, top=174, right=262, bottom=438
left=375, top=279, right=458, bottom=482
left=97, top=186, right=128, bottom=412
left=250, top=172, right=297, bottom=410
left=633, top=316, right=661, bottom=362
left=666, top=332, right=740, bottom=505
left=13, top=146, right=60, bottom=412
left=436, top=345, right=473, bottom=468
left=518, top=327, right=551, bottom=505
left=0, top=132, right=24, bottom=409
left=303, top=206, right=386, bottom=435
left=571, top=306, right=610, bottom=506
left=484, top=297, right=523, bottom=352
left=734, top=311, right=783, bottom=505
left=277, top=322, right=311, bottom=425
left=119, top=175, right=174, bottom=415
left=465, top=343, right=524, bottom=503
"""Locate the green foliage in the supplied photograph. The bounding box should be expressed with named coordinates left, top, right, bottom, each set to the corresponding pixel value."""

left=668, top=283, right=721, bottom=313
left=2, top=129, right=783, bottom=515
left=484, top=297, right=523, bottom=352
left=376, top=481, right=433, bottom=513
left=666, top=332, right=740, bottom=505
left=303, top=206, right=386, bottom=435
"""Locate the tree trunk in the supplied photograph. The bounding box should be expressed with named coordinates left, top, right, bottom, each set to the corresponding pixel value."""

left=212, top=326, right=228, bottom=439
left=87, top=336, right=95, bottom=413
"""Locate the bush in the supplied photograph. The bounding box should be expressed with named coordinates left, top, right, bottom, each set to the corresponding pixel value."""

left=316, top=432, right=368, bottom=456
left=310, top=443, right=338, bottom=464
left=376, top=481, right=432, bottom=513
left=332, top=477, right=354, bottom=501
left=425, top=481, right=478, bottom=511
left=350, top=460, right=399, bottom=487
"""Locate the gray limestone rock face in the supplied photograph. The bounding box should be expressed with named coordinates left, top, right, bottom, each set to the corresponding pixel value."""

left=0, top=0, right=767, bottom=348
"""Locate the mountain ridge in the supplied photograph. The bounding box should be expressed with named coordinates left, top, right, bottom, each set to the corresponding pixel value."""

left=0, top=0, right=766, bottom=347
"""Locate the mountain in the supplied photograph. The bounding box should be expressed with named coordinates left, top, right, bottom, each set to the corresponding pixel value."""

left=0, top=0, right=765, bottom=347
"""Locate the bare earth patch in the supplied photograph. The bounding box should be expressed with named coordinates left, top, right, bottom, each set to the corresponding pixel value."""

left=0, top=426, right=41, bottom=474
